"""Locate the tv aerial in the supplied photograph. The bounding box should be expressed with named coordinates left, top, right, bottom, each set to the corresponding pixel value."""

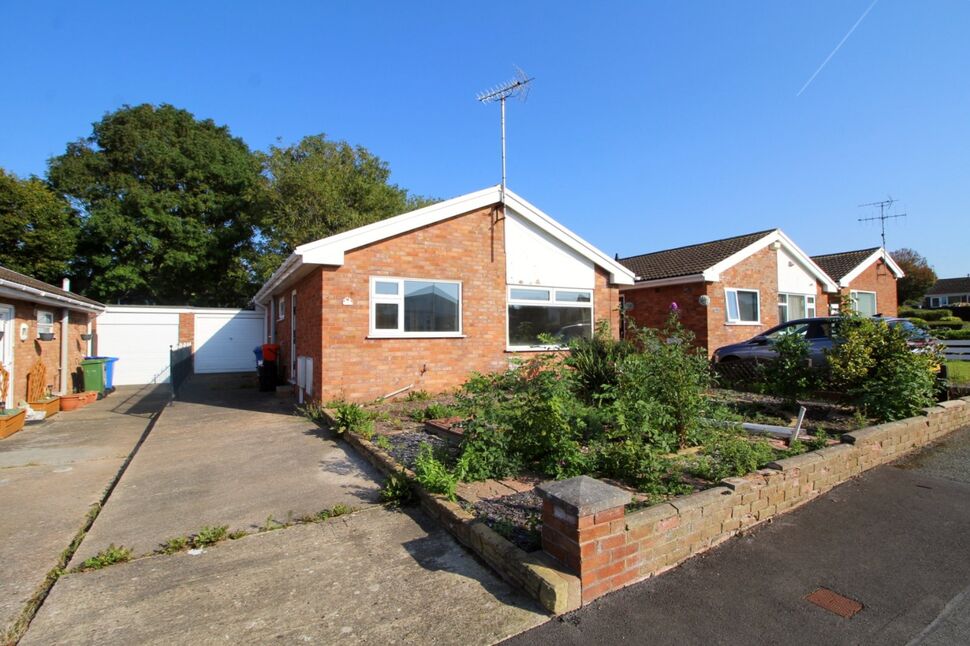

left=476, top=67, right=534, bottom=215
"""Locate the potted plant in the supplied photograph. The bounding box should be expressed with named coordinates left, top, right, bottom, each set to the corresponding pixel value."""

left=26, top=363, right=60, bottom=419
left=0, top=365, right=26, bottom=439
left=59, top=392, right=88, bottom=412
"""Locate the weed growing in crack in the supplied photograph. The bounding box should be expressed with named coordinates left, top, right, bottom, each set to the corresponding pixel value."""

left=192, top=525, right=229, bottom=548
left=78, top=544, right=132, bottom=571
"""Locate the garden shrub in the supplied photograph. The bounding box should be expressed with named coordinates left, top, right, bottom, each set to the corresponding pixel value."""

left=565, top=320, right=633, bottom=405
left=926, top=318, right=964, bottom=331
left=454, top=421, right=520, bottom=481
left=906, top=317, right=928, bottom=329
left=915, top=308, right=953, bottom=321
left=691, top=428, right=777, bottom=481
left=333, top=402, right=374, bottom=438
left=589, top=438, right=669, bottom=491
left=935, top=328, right=970, bottom=340
left=761, top=331, right=815, bottom=407
left=414, top=443, right=457, bottom=501
left=826, top=315, right=940, bottom=421
left=380, top=472, right=415, bottom=507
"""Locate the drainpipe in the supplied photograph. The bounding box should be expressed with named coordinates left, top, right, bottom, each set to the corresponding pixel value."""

left=59, top=279, right=70, bottom=395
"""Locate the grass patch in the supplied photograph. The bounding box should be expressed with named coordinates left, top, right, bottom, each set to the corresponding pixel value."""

left=78, top=544, right=132, bottom=571
left=947, top=361, right=970, bottom=384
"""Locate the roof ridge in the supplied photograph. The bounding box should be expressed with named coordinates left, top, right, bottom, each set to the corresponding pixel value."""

left=618, top=229, right=776, bottom=262
left=810, top=247, right=880, bottom=259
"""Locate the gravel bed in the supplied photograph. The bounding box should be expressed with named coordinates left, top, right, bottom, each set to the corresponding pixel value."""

left=465, top=490, right=543, bottom=552
left=384, top=431, right=448, bottom=470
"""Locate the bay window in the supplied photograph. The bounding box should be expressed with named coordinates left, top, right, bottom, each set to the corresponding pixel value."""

left=507, top=286, right=593, bottom=349
left=370, top=277, right=462, bottom=337
left=778, top=293, right=816, bottom=323
left=724, top=288, right=760, bottom=324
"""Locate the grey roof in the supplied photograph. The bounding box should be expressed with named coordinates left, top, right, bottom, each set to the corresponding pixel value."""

left=618, top=230, right=776, bottom=282
left=927, top=277, right=970, bottom=296
left=810, top=248, right=880, bottom=282
left=0, top=266, right=104, bottom=308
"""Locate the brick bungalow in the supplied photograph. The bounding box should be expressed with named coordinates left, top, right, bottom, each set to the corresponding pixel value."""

left=252, top=186, right=635, bottom=402
left=617, top=229, right=838, bottom=355
left=810, top=247, right=902, bottom=316
left=923, top=277, right=970, bottom=308
left=0, top=266, right=105, bottom=407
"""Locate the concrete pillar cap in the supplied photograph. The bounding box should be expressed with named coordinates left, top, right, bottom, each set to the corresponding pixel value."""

left=536, top=475, right=632, bottom=517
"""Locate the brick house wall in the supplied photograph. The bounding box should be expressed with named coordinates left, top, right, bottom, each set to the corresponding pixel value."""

left=5, top=298, right=93, bottom=404
left=621, top=282, right=709, bottom=348
left=842, top=258, right=898, bottom=316
left=272, top=205, right=621, bottom=402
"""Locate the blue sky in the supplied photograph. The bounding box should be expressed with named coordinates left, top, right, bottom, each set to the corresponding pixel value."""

left=1, top=1, right=967, bottom=276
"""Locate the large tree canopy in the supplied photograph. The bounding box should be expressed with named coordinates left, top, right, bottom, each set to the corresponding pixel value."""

left=891, top=248, right=937, bottom=305
left=0, top=168, right=77, bottom=283
left=256, top=134, right=435, bottom=280
left=47, top=104, right=264, bottom=306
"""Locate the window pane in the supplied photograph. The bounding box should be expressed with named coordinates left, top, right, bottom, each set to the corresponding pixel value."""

left=806, top=296, right=816, bottom=318
left=404, top=281, right=459, bottom=332
left=510, top=288, right=550, bottom=301
left=726, top=292, right=740, bottom=321
left=854, top=292, right=876, bottom=317
left=788, top=295, right=806, bottom=320
left=375, top=303, right=398, bottom=330
left=375, top=281, right=398, bottom=296
left=508, top=305, right=592, bottom=346
left=38, top=312, right=54, bottom=325
left=737, top=291, right=759, bottom=321
left=556, top=290, right=592, bottom=303
left=778, top=303, right=788, bottom=323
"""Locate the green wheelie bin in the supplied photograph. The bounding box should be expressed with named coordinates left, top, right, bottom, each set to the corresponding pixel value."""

left=80, top=358, right=107, bottom=398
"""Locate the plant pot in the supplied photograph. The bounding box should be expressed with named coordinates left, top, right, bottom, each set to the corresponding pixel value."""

left=0, top=408, right=26, bottom=439
left=28, top=396, right=61, bottom=419
left=80, top=333, right=93, bottom=341
left=82, top=391, right=99, bottom=404
left=38, top=332, right=55, bottom=342
left=59, top=393, right=87, bottom=411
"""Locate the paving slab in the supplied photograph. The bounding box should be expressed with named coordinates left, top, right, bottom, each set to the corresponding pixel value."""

left=73, top=373, right=383, bottom=564
left=24, top=507, right=548, bottom=645
left=0, top=384, right=168, bottom=637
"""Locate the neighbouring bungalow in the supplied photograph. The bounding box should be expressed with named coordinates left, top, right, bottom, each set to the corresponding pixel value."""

left=617, top=229, right=839, bottom=355
left=810, top=247, right=903, bottom=317
left=0, top=266, right=105, bottom=407
left=923, top=277, right=970, bottom=308
left=253, top=186, right=635, bottom=402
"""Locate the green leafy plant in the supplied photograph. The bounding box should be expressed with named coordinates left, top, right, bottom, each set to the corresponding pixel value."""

left=405, top=390, right=431, bottom=402
left=454, top=421, right=521, bottom=482
left=79, top=544, right=132, bottom=571
left=159, top=536, right=189, bottom=555
left=762, top=331, right=815, bottom=407
left=691, top=429, right=777, bottom=481
left=565, top=320, right=633, bottom=405
left=380, top=472, right=416, bottom=507
left=410, top=402, right=460, bottom=421
left=414, top=443, right=458, bottom=501
left=373, top=434, right=393, bottom=452
left=228, top=529, right=248, bottom=540
left=192, top=525, right=229, bottom=547
left=333, top=402, right=375, bottom=439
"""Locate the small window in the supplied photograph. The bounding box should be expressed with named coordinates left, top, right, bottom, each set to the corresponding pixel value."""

left=37, top=310, right=55, bottom=335
left=725, top=289, right=760, bottom=323
left=850, top=290, right=877, bottom=317
left=277, top=297, right=286, bottom=321
left=778, top=293, right=816, bottom=323
left=369, top=277, right=462, bottom=337
left=507, top=286, right=594, bottom=348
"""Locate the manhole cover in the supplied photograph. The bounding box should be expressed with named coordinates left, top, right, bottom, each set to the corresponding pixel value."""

left=806, top=588, right=863, bottom=618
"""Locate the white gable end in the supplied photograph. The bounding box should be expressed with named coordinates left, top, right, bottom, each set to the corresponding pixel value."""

left=777, top=248, right=819, bottom=294
left=505, top=209, right=595, bottom=288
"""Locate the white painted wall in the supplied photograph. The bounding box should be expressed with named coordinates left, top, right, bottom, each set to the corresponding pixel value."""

left=194, top=311, right=265, bottom=374
left=777, top=248, right=818, bottom=294
left=505, top=209, right=595, bottom=288
left=97, top=308, right=180, bottom=385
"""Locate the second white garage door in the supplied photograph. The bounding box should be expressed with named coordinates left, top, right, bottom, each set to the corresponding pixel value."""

left=97, top=308, right=181, bottom=385
left=194, top=311, right=265, bottom=374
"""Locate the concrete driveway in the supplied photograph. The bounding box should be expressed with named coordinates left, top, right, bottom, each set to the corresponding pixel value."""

left=0, top=384, right=169, bottom=640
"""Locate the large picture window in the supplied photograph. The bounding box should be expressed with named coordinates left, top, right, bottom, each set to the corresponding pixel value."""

left=369, top=277, right=462, bottom=337
left=507, top=286, right=593, bottom=349
left=724, top=288, right=760, bottom=324
left=778, top=293, right=816, bottom=323
left=850, top=290, right=877, bottom=317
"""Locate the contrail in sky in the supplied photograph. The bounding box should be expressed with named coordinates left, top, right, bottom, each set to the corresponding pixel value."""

left=797, top=0, right=880, bottom=96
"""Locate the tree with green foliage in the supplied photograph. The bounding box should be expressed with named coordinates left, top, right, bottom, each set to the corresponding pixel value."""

left=0, top=168, right=77, bottom=283
left=47, top=104, right=265, bottom=306
left=892, top=248, right=937, bottom=306
left=257, top=134, right=435, bottom=280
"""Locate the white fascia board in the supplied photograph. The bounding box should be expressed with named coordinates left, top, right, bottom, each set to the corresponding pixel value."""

left=703, top=229, right=839, bottom=293
left=619, top=274, right=706, bottom=291
left=503, top=191, right=636, bottom=285
left=839, top=248, right=905, bottom=286
left=0, top=282, right=105, bottom=313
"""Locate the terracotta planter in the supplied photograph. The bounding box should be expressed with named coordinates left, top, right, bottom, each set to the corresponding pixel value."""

left=0, top=409, right=26, bottom=439
left=82, top=391, right=99, bottom=404
left=59, top=393, right=87, bottom=411
left=28, top=397, right=61, bottom=419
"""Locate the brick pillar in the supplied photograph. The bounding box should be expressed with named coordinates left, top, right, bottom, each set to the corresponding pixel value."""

left=537, top=476, right=633, bottom=603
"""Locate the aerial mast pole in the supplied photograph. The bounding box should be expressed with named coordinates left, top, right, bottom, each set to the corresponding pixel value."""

left=477, top=67, right=534, bottom=217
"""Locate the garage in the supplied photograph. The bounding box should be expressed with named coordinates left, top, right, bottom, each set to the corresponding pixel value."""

left=96, top=306, right=266, bottom=385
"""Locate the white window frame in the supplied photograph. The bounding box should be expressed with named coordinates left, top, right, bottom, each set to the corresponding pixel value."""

left=37, top=309, right=55, bottom=336
left=506, top=285, right=595, bottom=351
left=778, top=293, right=816, bottom=323
left=850, top=290, right=878, bottom=316
left=724, top=288, right=761, bottom=325
left=368, top=276, right=463, bottom=338
left=276, top=296, right=286, bottom=321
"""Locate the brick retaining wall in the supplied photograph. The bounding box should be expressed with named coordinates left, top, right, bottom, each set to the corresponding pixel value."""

left=539, top=398, right=970, bottom=605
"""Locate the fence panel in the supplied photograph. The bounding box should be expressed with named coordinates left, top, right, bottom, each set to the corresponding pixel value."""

left=170, top=342, right=193, bottom=399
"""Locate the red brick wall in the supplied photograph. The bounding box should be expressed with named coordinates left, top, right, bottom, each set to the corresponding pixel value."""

left=274, top=205, right=621, bottom=402
left=4, top=298, right=93, bottom=404
left=706, top=246, right=780, bottom=354
left=178, top=313, right=194, bottom=346
left=843, top=258, right=898, bottom=316
left=621, top=282, right=709, bottom=349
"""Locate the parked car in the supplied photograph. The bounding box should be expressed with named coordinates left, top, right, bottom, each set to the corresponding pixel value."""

left=712, top=316, right=945, bottom=376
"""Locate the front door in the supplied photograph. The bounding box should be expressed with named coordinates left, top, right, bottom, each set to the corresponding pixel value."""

left=290, top=290, right=297, bottom=383
left=0, top=305, right=14, bottom=409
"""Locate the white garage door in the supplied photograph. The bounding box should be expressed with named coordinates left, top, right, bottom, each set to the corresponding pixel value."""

left=97, top=309, right=180, bottom=385
left=194, top=312, right=265, bottom=374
